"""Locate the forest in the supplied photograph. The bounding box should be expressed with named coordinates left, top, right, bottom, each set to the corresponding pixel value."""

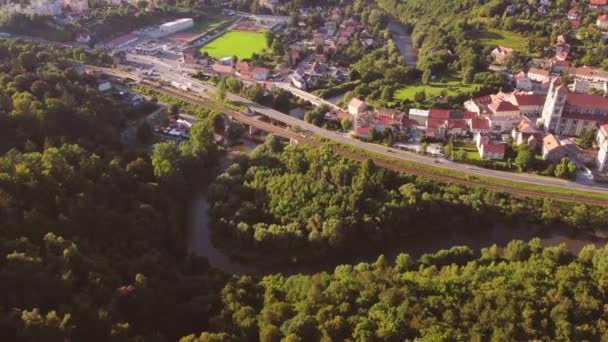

left=0, top=40, right=227, bottom=341
left=208, top=137, right=608, bottom=266
left=184, top=240, right=608, bottom=341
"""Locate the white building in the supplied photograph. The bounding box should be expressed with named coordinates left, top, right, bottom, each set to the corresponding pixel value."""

left=148, top=18, right=194, bottom=38
left=598, top=124, right=608, bottom=172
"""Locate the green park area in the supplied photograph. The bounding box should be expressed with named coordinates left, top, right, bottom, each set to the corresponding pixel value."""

left=187, top=13, right=234, bottom=34
left=394, top=76, right=478, bottom=101
left=471, top=28, right=528, bottom=51
left=200, top=31, right=267, bottom=59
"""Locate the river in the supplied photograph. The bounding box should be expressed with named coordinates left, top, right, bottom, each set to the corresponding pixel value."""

left=188, top=140, right=606, bottom=276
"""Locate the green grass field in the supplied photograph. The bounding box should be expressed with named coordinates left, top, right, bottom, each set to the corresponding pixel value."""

left=471, top=29, right=528, bottom=51
left=394, top=77, right=477, bottom=101
left=186, top=13, right=234, bottom=34
left=200, top=31, right=267, bottom=59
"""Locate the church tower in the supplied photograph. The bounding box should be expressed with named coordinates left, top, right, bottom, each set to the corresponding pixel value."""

left=541, top=77, right=567, bottom=133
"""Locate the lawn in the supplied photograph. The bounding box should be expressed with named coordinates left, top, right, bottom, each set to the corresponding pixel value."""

left=394, top=77, right=477, bottom=101
left=200, top=31, right=267, bottom=60
left=186, top=13, right=234, bottom=34
left=471, top=29, right=528, bottom=51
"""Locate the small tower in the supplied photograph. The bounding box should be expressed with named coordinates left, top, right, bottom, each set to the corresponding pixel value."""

left=541, top=77, right=567, bottom=133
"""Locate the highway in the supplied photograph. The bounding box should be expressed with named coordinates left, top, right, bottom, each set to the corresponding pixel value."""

left=86, top=64, right=608, bottom=199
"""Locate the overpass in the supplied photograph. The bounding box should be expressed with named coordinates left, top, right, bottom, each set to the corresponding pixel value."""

left=85, top=65, right=608, bottom=205
left=273, top=82, right=341, bottom=111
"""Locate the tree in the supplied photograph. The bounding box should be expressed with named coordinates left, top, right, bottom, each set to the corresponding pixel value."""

left=514, top=144, right=535, bottom=172
left=215, top=82, right=227, bottom=103
left=414, top=90, right=426, bottom=103
left=169, top=103, right=180, bottom=117
left=554, top=157, right=577, bottom=179
left=421, top=69, right=432, bottom=85
left=340, top=118, right=352, bottom=131
left=577, top=129, right=596, bottom=149
left=151, top=141, right=182, bottom=180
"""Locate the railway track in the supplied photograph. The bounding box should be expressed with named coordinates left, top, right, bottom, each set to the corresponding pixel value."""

left=144, top=83, right=608, bottom=207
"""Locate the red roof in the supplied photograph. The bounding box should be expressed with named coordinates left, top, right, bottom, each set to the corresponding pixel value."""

left=570, top=19, right=581, bottom=28
left=212, top=63, right=234, bottom=74
left=470, top=118, right=490, bottom=130
left=448, top=119, right=468, bottom=129
left=553, top=60, right=570, bottom=67
left=599, top=14, right=608, bottom=22
left=528, top=67, right=549, bottom=77
left=591, top=0, right=607, bottom=5
left=428, top=109, right=450, bottom=119
left=565, top=93, right=608, bottom=110
left=427, top=118, right=447, bottom=129
left=600, top=124, right=608, bottom=135
left=356, top=126, right=370, bottom=135
left=489, top=100, right=519, bottom=112
left=463, top=111, right=478, bottom=119
left=482, top=143, right=506, bottom=154
left=514, top=94, right=545, bottom=106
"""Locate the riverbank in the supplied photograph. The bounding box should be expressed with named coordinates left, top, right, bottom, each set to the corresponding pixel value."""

left=188, top=139, right=606, bottom=277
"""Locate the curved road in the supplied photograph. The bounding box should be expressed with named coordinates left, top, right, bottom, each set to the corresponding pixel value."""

left=87, top=65, right=608, bottom=198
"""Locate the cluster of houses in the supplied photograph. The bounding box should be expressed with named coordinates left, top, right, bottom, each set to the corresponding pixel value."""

left=290, top=8, right=375, bottom=89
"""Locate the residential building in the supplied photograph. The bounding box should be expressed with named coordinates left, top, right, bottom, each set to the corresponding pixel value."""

left=408, top=109, right=429, bottom=127
left=527, top=67, right=550, bottom=82
left=551, top=60, right=570, bottom=73
left=211, top=63, right=235, bottom=77
left=512, top=120, right=544, bottom=149
left=348, top=97, right=368, bottom=116
left=542, top=134, right=567, bottom=161
left=590, top=0, right=608, bottom=10
left=105, top=33, right=138, bottom=51
left=469, top=118, right=491, bottom=134
left=597, top=124, right=608, bottom=171
left=515, top=72, right=532, bottom=91
left=479, top=142, right=506, bottom=160
left=236, top=61, right=271, bottom=81
left=598, top=14, right=608, bottom=29
left=491, top=46, right=514, bottom=64
left=571, top=79, right=591, bottom=93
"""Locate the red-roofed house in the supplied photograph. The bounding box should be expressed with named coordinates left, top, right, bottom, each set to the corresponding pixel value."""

left=491, top=46, right=514, bottom=64
left=428, top=109, right=451, bottom=119
left=447, top=119, right=468, bottom=136
left=75, top=31, right=91, bottom=43
left=426, top=118, right=448, bottom=139
left=513, top=93, right=545, bottom=117
left=568, top=8, right=582, bottom=20
left=236, top=61, right=270, bottom=81
left=479, top=142, right=506, bottom=160
left=105, top=33, right=138, bottom=50
left=598, top=14, right=608, bottom=29
left=211, top=63, right=235, bottom=76
left=527, top=67, right=550, bottom=82
left=590, top=0, right=608, bottom=9
left=551, top=60, right=570, bottom=73
left=469, top=118, right=491, bottom=134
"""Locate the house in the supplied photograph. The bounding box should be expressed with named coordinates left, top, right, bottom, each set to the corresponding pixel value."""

left=469, top=118, right=491, bottom=134
left=447, top=119, right=468, bottom=136
left=538, top=5, right=548, bottom=16
left=408, top=108, right=429, bottom=126
left=551, top=60, right=570, bottom=73
left=590, top=0, right=608, bottom=9
left=491, top=46, right=514, bottom=64
left=348, top=97, right=369, bottom=116
left=542, top=134, right=567, bottom=161
left=598, top=14, right=608, bottom=29
left=571, top=79, right=591, bottom=93
left=567, top=8, right=582, bottom=21
left=513, top=93, right=545, bottom=117
left=426, top=118, right=447, bottom=140
left=515, top=72, right=533, bottom=91
left=236, top=61, right=271, bottom=81
left=512, top=120, right=544, bottom=149
left=527, top=67, right=550, bottom=82
left=75, top=31, right=91, bottom=43
left=555, top=36, right=571, bottom=60
left=479, top=142, right=506, bottom=160
left=597, top=124, right=608, bottom=171
left=105, top=33, right=138, bottom=50
left=211, top=63, right=235, bottom=77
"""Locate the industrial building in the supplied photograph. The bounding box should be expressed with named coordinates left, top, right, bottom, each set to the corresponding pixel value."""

left=147, top=18, right=194, bottom=38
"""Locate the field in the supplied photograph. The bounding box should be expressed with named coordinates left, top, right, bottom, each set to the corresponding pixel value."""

left=200, top=31, right=267, bottom=59
left=471, top=29, right=528, bottom=51
left=394, top=77, right=477, bottom=101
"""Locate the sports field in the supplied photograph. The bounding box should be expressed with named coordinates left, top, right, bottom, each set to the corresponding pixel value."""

left=200, top=31, right=267, bottom=59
